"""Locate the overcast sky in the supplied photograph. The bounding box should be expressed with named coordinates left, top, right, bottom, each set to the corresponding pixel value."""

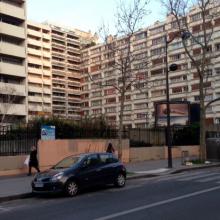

left=27, top=0, right=165, bottom=33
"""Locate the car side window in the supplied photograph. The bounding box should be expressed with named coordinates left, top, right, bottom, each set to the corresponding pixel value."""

left=100, top=154, right=118, bottom=164
left=85, top=155, right=100, bottom=167
left=100, top=154, right=110, bottom=164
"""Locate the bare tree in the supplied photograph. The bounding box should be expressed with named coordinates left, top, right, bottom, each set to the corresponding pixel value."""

left=81, top=0, right=150, bottom=160
left=0, top=85, right=17, bottom=125
left=161, top=0, right=219, bottom=160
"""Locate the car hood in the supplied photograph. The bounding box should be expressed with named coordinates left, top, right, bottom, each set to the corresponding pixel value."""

left=35, top=169, right=64, bottom=180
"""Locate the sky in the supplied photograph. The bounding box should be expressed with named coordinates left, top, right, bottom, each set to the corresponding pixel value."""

left=27, top=0, right=165, bottom=34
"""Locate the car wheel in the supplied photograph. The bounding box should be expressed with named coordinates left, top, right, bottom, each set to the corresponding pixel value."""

left=65, top=180, right=79, bottom=197
left=114, top=173, right=126, bottom=187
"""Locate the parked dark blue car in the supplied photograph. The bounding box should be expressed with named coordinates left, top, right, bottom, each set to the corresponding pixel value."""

left=32, top=153, right=126, bottom=196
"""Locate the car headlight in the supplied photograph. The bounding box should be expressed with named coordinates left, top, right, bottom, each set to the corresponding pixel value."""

left=51, top=172, right=64, bottom=182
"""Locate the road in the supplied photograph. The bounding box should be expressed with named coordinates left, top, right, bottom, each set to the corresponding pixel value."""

left=0, top=167, right=220, bottom=220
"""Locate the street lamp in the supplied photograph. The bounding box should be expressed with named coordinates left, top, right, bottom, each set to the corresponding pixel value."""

left=165, top=31, right=190, bottom=168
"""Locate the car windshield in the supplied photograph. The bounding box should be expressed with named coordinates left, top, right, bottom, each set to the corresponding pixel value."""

left=53, top=156, right=82, bottom=169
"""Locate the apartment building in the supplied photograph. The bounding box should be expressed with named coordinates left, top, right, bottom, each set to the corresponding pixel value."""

left=44, top=24, right=82, bottom=119
left=81, top=4, right=220, bottom=128
left=27, top=21, right=52, bottom=119
left=0, top=0, right=27, bottom=124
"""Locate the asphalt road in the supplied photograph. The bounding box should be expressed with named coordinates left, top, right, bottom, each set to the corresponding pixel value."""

left=1, top=167, right=220, bottom=220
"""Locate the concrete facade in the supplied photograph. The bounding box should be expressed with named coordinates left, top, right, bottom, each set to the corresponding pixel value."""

left=0, top=0, right=27, bottom=124
left=81, top=4, right=220, bottom=128
left=27, top=21, right=52, bottom=119
left=45, top=23, right=82, bottom=120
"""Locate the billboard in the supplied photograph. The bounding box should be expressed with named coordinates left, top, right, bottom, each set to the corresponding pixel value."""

left=41, top=125, right=56, bottom=140
left=155, top=102, right=190, bottom=127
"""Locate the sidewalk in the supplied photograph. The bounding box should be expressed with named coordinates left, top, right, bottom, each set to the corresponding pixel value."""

left=0, top=158, right=220, bottom=203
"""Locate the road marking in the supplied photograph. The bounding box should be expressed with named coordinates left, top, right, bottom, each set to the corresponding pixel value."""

left=177, top=172, right=218, bottom=181
left=197, top=176, right=220, bottom=183
left=94, top=185, right=220, bottom=220
left=135, top=168, right=170, bottom=174
left=0, top=206, right=10, bottom=213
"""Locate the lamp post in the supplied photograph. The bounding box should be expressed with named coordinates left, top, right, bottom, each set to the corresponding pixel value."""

left=165, top=31, right=190, bottom=168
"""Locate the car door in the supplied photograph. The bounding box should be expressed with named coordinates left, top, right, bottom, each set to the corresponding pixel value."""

left=99, top=153, right=117, bottom=184
left=78, top=154, right=102, bottom=187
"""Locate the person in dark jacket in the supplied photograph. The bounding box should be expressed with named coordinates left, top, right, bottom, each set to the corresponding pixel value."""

left=28, top=146, right=40, bottom=176
left=106, top=143, right=115, bottom=153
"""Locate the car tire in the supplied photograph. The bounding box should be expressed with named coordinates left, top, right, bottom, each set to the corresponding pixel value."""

left=65, top=180, right=79, bottom=197
left=114, top=173, right=126, bottom=187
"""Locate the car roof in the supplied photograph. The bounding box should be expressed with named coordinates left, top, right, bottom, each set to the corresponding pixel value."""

left=66, top=152, right=113, bottom=158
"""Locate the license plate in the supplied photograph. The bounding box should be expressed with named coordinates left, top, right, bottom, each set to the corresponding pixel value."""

left=35, top=182, right=43, bottom=188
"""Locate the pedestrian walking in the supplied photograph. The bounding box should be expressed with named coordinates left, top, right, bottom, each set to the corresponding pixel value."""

left=28, top=146, right=40, bottom=176
left=106, top=143, right=115, bottom=153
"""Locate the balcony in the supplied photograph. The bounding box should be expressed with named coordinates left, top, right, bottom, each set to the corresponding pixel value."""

left=28, top=105, right=44, bottom=112
left=0, top=22, right=25, bottom=39
left=0, top=82, right=26, bottom=96
left=43, top=52, right=51, bottom=58
left=52, top=61, right=65, bottom=67
left=28, top=77, right=42, bottom=84
left=28, top=85, right=43, bottom=93
left=0, top=103, right=26, bottom=116
left=43, top=60, right=51, bottom=67
left=0, top=62, right=26, bottom=77
left=42, top=43, right=50, bottom=49
left=43, top=70, right=51, bottom=76
left=27, top=48, right=41, bottom=56
left=27, top=29, right=42, bottom=38
left=42, top=34, right=51, bottom=40
left=43, top=97, right=51, bottom=104
left=27, top=39, right=42, bottom=47
left=0, top=42, right=25, bottom=58
left=28, top=57, right=42, bottom=66
left=43, top=79, right=51, bottom=85
left=0, top=1, right=25, bottom=20
left=28, top=96, right=43, bottom=103
left=43, top=88, right=51, bottom=95
left=28, top=67, right=43, bottom=75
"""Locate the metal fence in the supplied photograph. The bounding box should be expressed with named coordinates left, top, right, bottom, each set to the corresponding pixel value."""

left=0, top=125, right=38, bottom=156
left=128, top=128, right=166, bottom=147
left=0, top=124, right=200, bottom=155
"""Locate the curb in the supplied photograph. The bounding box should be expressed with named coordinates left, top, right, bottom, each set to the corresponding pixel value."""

left=170, top=163, right=220, bottom=174
left=0, top=193, right=33, bottom=204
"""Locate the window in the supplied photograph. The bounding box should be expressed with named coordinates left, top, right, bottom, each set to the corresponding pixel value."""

left=170, top=54, right=181, bottom=61
left=124, top=105, right=132, bottom=111
left=134, top=32, right=147, bottom=41
left=123, top=114, right=131, bottom=120
left=216, top=43, right=220, bottom=51
left=150, top=47, right=165, bottom=56
left=135, top=93, right=148, bottom=99
left=84, top=155, right=100, bottom=167
left=134, top=103, right=148, bottom=110
left=136, top=113, right=148, bottom=119
left=215, top=68, right=220, bottom=75
left=106, top=97, right=116, bottom=104
left=91, top=100, right=102, bottom=106
left=152, top=36, right=165, bottom=45
left=105, top=107, right=116, bottom=113
left=92, top=108, right=102, bottom=115
left=150, top=26, right=165, bottom=35
left=100, top=154, right=118, bottom=164
left=170, top=41, right=183, bottom=50
left=191, top=13, right=201, bottom=22
left=133, top=42, right=147, bottom=50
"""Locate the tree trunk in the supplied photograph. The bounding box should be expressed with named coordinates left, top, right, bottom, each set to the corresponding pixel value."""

left=118, top=91, right=125, bottom=161
left=199, top=80, right=206, bottom=161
